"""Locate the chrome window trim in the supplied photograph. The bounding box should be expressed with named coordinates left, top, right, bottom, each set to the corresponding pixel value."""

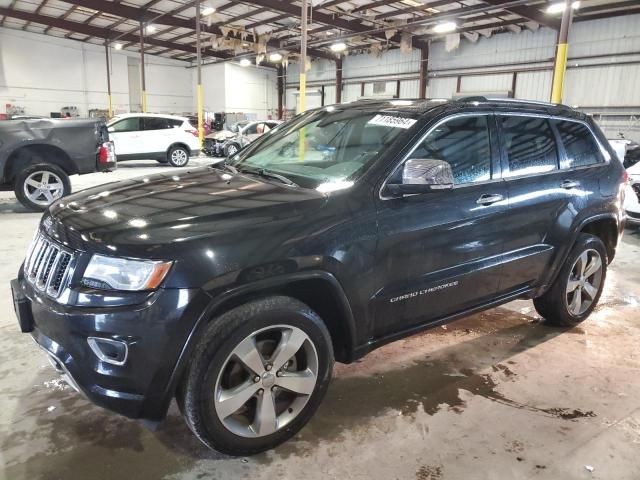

left=379, top=112, right=496, bottom=201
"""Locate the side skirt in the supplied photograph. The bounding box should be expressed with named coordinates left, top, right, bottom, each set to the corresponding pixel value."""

left=353, top=286, right=534, bottom=359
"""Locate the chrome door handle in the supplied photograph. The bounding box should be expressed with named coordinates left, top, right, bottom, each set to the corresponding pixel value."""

left=476, top=193, right=504, bottom=206
left=560, top=180, right=580, bottom=189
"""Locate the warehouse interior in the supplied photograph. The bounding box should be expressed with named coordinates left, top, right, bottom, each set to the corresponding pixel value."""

left=1, top=1, right=640, bottom=479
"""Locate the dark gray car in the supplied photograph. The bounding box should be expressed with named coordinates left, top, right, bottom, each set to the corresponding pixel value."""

left=0, top=118, right=116, bottom=211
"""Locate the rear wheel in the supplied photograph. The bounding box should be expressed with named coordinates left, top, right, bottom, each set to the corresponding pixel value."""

left=177, top=296, right=334, bottom=455
left=14, top=163, right=71, bottom=211
left=534, top=233, right=607, bottom=326
left=168, top=145, right=190, bottom=167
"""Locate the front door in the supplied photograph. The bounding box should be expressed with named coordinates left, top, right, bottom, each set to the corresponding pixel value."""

left=372, top=113, right=508, bottom=338
left=109, top=116, right=144, bottom=156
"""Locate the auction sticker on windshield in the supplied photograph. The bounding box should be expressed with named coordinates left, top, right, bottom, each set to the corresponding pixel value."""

left=368, top=114, right=417, bottom=129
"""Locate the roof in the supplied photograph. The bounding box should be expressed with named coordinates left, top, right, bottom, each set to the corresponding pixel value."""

left=0, top=1, right=637, bottom=63
left=112, top=112, right=189, bottom=121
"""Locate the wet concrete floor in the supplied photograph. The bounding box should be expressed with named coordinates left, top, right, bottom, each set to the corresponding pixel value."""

left=1, top=162, right=639, bottom=479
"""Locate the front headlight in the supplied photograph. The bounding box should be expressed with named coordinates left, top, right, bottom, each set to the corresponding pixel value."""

left=82, top=255, right=173, bottom=291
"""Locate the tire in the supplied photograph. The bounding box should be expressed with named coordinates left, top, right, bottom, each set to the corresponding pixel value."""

left=167, top=145, right=190, bottom=167
left=534, top=233, right=607, bottom=326
left=225, top=143, right=240, bottom=157
left=177, top=296, right=334, bottom=456
left=14, top=163, right=71, bottom=212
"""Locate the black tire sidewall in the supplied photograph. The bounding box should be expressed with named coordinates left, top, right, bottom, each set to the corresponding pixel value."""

left=14, top=163, right=71, bottom=212
left=183, top=296, right=334, bottom=456
left=168, top=146, right=190, bottom=167
left=540, top=234, right=608, bottom=326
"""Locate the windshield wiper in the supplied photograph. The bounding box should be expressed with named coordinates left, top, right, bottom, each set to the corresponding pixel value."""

left=238, top=166, right=299, bottom=187
left=213, top=161, right=238, bottom=174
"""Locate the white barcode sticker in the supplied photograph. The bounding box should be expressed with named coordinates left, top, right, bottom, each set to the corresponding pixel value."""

left=368, top=114, right=416, bottom=129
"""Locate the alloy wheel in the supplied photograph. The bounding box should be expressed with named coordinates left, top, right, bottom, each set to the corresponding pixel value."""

left=23, top=170, right=65, bottom=206
left=214, top=324, right=318, bottom=438
left=565, top=248, right=603, bottom=316
left=171, top=149, right=189, bottom=166
left=227, top=144, right=238, bottom=156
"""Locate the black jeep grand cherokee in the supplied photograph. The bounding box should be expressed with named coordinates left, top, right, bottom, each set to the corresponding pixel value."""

left=11, top=98, right=626, bottom=455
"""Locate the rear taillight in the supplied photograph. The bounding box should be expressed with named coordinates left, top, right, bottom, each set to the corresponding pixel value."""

left=623, top=169, right=629, bottom=184
left=186, top=127, right=199, bottom=138
left=99, top=141, right=116, bottom=164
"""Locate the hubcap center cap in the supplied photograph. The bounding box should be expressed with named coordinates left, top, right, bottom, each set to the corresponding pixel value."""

left=261, top=372, right=276, bottom=388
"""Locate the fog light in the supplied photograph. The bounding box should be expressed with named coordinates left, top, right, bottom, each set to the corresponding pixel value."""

left=87, top=337, right=128, bottom=366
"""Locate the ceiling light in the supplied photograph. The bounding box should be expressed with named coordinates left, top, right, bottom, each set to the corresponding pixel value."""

left=113, top=43, right=123, bottom=50
left=402, top=0, right=422, bottom=6
left=201, top=6, right=216, bottom=16
left=546, top=1, right=580, bottom=14
left=145, top=24, right=156, bottom=33
left=326, top=31, right=334, bottom=36
left=269, top=52, right=283, bottom=62
left=239, top=58, right=251, bottom=67
left=330, top=42, right=347, bottom=52
left=432, top=21, right=457, bottom=33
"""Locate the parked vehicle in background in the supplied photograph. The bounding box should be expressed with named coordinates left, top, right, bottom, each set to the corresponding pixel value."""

left=107, top=113, right=200, bottom=167
left=203, top=120, right=281, bottom=157
left=12, top=98, right=625, bottom=455
left=0, top=118, right=115, bottom=211
left=624, top=157, right=640, bottom=226
left=187, top=116, right=211, bottom=137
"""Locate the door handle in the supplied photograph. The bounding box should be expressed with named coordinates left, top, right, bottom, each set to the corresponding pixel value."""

left=476, top=193, right=504, bottom=206
left=560, top=180, right=580, bottom=189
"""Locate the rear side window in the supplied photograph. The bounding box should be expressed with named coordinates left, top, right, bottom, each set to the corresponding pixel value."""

left=554, top=120, right=604, bottom=168
left=110, top=117, right=140, bottom=132
left=410, top=115, right=492, bottom=185
left=501, top=116, right=558, bottom=176
left=143, top=117, right=181, bottom=130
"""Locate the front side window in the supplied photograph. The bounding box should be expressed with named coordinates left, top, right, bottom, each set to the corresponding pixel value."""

left=501, top=116, right=558, bottom=176
left=554, top=120, right=604, bottom=169
left=409, top=115, right=492, bottom=185
left=233, top=109, right=415, bottom=189
left=110, top=117, right=140, bottom=132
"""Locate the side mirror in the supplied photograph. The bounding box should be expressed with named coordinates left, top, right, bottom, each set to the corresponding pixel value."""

left=386, top=159, right=454, bottom=196
left=107, top=126, right=115, bottom=133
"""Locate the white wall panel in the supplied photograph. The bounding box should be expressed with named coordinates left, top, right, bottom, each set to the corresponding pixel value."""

left=515, top=71, right=553, bottom=102
left=224, top=63, right=277, bottom=118
left=428, top=77, right=457, bottom=99
left=400, top=79, right=420, bottom=98
left=564, top=64, right=640, bottom=107
left=324, top=85, right=336, bottom=105
left=342, top=84, right=361, bottom=103
left=459, top=73, right=513, bottom=94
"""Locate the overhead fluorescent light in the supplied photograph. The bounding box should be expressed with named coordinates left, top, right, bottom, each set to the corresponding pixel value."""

left=113, top=43, right=123, bottom=50
left=145, top=24, right=157, bottom=34
left=402, top=0, right=422, bottom=6
left=269, top=52, right=283, bottom=62
left=201, top=6, right=216, bottom=16
left=546, top=1, right=580, bottom=14
left=432, top=21, right=457, bottom=34
left=239, top=58, right=252, bottom=67
left=330, top=42, right=347, bottom=52
left=326, top=31, right=334, bottom=36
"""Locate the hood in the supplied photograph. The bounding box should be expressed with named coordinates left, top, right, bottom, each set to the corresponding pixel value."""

left=46, top=167, right=326, bottom=257
left=205, top=129, right=236, bottom=141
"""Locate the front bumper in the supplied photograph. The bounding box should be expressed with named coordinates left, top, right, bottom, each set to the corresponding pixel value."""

left=12, top=272, right=210, bottom=420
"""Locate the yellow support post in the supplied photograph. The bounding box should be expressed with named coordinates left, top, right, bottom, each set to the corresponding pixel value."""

left=551, top=43, right=568, bottom=104
left=142, top=91, right=148, bottom=113
left=197, top=84, right=204, bottom=146
left=550, top=0, right=573, bottom=104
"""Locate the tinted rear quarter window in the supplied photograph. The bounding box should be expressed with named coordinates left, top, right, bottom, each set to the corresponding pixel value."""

left=143, top=117, right=180, bottom=130
left=554, top=120, right=604, bottom=169
left=501, top=116, right=558, bottom=176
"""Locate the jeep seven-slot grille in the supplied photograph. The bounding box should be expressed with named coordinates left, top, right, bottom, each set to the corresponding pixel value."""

left=24, top=234, right=74, bottom=298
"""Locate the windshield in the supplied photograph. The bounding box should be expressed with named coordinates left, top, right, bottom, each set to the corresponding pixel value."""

left=229, top=121, right=249, bottom=133
left=230, top=108, right=416, bottom=191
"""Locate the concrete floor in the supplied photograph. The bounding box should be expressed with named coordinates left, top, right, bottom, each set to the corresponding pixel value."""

left=1, top=161, right=639, bottom=480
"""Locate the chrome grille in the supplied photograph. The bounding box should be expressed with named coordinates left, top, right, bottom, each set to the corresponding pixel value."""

left=24, top=234, right=74, bottom=298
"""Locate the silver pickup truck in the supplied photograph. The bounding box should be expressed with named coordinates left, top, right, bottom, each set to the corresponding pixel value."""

left=0, top=118, right=116, bottom=211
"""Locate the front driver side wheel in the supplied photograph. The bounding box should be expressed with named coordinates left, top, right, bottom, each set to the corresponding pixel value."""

left=177, top=296, right=334, bottom=456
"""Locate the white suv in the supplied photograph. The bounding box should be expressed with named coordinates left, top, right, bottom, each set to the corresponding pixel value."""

left=107, top=113, right=200, bottom=167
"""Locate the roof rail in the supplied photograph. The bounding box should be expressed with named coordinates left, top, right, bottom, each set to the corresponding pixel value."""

left=456, top=96, right=565, bottom=108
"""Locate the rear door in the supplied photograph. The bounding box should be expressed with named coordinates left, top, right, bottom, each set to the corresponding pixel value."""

left=495, top=114, right=602, bottom=293
left=372, top=113, right=508, bottom=338
left=109, top=117, right=143, bottom=155
left=141, top=117, right=181, bottom=154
